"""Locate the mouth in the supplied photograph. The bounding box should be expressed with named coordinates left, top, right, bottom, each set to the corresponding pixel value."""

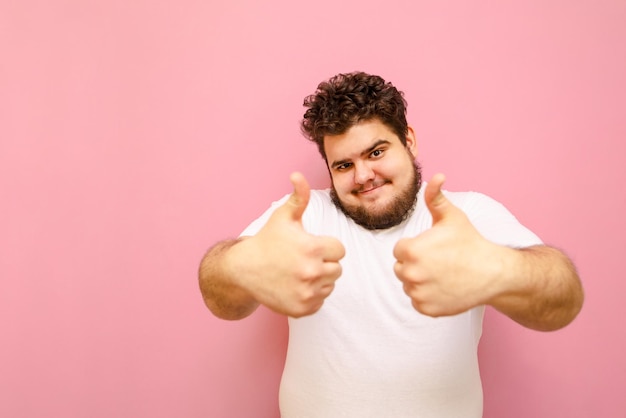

left=354, top=181, right=390, bottom=195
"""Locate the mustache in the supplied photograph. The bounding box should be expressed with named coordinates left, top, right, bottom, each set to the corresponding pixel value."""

left=352, top=180, right=391, bottom=194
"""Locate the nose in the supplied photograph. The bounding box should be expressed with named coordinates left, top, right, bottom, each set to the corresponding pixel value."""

left=354, top=161, right=375, bottom=185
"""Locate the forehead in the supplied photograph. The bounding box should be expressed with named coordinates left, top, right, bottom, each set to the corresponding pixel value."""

left=323, top=119, right=401, bottom=160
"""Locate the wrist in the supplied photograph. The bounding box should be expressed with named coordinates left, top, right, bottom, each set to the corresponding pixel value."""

left=485, top=246, right=531, bottom=309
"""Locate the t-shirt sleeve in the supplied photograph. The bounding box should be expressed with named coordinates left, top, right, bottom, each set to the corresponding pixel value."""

left=456, top=192, right=543, bottom=248
left=238, top=194, right=290, bottom=237
left=238, top=190, right=328, bottom=237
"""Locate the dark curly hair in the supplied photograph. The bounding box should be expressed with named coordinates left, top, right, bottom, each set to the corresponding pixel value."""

left=301, top=72, right=409, bottom=160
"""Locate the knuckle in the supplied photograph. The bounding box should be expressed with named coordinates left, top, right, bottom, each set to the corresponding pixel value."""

left=328, top=263, right=342, bottom=280
left=296, top=286, right=317, bottom=304
left=302, top=239, right=323, bottom=257
left=334, top=241, right=346, bottom=259
left=412, top=300, right=438, bottom=316
left=299, top=264, right=321, bottom=281
left=290, top=298, right=323, bottom=318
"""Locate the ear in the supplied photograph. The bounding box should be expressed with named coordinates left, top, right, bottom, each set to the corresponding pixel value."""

left=405, top=126, right=418, bottom=158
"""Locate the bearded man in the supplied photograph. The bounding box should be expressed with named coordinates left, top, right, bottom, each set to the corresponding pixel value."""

left=198, top=72, right=584, bottom=418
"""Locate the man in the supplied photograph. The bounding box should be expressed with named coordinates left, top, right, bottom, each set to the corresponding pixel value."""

left=198, top=72, right=584, bottom=417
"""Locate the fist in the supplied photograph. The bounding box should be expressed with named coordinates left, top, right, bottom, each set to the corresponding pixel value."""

left=239, top=172, right=346, bottom=317
left=393, top=174, right=503, bottom=317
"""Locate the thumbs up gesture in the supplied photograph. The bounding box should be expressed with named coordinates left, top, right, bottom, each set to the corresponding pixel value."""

left=393, top=174, right=507, bottom=317
left=232, top=172, right=345, bottom=318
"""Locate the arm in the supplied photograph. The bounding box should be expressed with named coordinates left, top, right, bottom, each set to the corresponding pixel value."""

left=199, top=238, right=260, bottom=320
left=198, top=173, right=345, bottom=320
left=488, top=244, right=583, bottom=331
left=394, top=174, right=584, bottom=331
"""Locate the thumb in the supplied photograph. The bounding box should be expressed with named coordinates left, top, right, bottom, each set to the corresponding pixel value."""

left=284, top=172, right=311, bottom=222
left=424, top=173, right=454, bottom=224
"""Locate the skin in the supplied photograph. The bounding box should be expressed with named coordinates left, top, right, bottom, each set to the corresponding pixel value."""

left=394, top=173, right=583, bottom=330
left=327, top=119, right=421, bottom=230
left=199, top=119, right=584, bottom=330
left=199, top=172, right=345, bottom=319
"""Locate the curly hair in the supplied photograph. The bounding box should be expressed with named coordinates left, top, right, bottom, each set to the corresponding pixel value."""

left=301, top=72, right=409, bottom=160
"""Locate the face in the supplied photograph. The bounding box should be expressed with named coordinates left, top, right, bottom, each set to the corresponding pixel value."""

left=324, top=119, right=422, bottom=230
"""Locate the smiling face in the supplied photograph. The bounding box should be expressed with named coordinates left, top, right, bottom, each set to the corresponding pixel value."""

left=325, top=119, right=422, bottom=230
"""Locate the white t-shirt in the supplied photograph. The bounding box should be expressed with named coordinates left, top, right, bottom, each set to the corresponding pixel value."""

left=241, top=185, right=542, bottom=418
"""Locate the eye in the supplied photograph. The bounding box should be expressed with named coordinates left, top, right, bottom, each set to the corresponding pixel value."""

left=336, top=162, right=353, bottom=171
left=370, top=149, right=384, bottom=158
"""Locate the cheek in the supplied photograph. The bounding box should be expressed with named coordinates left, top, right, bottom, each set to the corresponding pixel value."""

left=331, top=173, right=353, bottom=195
left=369, top=162, right=392, bottom=181
left=380, top=157, right=409, bottom=180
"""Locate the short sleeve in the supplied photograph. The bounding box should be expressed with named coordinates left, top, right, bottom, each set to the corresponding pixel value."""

left=239, top=194, right=289, bottom=237
left=452, top=192, right=543, bottom=248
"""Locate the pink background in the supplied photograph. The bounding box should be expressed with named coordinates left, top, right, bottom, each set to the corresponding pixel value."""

left=1, top=1, right=624, bottom=417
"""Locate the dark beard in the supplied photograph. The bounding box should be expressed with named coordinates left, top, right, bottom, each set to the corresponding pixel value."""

left=330, top=161, right=422, bottom=230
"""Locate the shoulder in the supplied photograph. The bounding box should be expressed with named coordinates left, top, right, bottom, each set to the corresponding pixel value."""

left=443, top=189, right=508, bottom=215
left=302, top=189, right=343, bottom=232
left=239, top=188, right=341, bottom=237
left=307, top=189, right=333, bottom=209
left=417, top=182, right=501, bottom=216
left=437, top=187, right=542, bottom=247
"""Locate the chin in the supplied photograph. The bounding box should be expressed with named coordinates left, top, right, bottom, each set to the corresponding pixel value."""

left=360, top=199, right=392, bottom=215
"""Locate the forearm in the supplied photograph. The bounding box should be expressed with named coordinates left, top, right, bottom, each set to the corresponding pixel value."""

left=488, top=245, right=584, bottom=331
left=198, top=238, right=260, bottom=320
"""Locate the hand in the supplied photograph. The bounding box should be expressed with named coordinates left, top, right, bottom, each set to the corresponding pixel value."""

left=393, top=173, right=507, bottom=317
left=229, top=172, right=345, bottom=317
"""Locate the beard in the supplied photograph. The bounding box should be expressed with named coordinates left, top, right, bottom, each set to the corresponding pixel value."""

left=330, top=160, right=422, bottom=230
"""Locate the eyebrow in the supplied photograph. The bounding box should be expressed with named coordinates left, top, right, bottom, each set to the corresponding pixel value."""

left=330, top=139, right=391, bottom=170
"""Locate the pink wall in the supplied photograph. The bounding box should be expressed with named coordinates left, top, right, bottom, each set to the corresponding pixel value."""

left=1, top=1, right=624, bottom=417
